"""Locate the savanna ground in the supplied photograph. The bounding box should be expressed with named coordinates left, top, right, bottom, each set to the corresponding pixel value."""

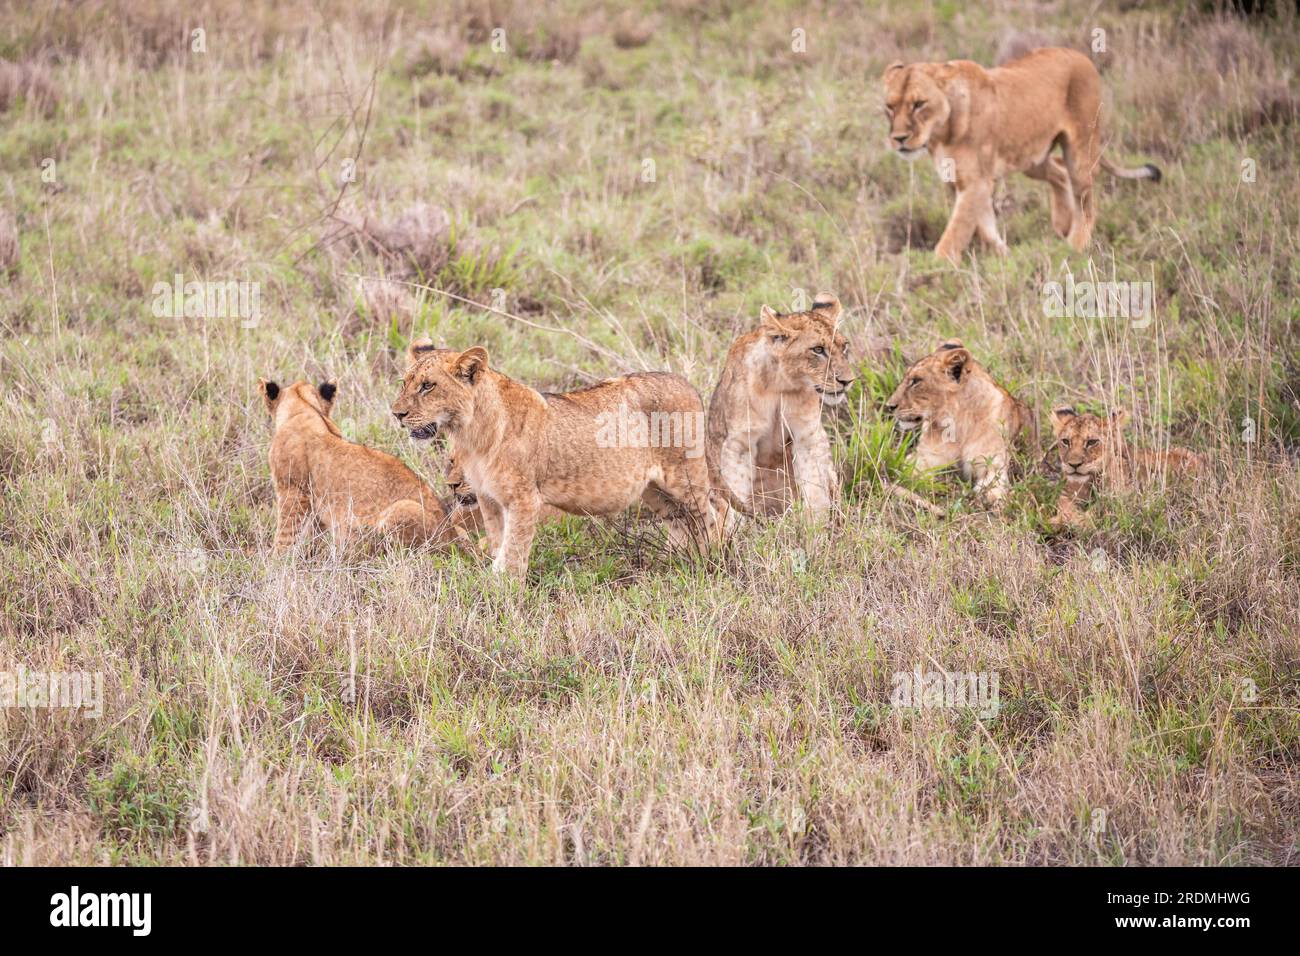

left=1, top=0, right=1298, bottom=866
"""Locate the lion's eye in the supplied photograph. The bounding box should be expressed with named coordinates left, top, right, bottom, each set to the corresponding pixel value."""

left=908, top=377, right=921, bottom=388
left=1061, top=439, right=1071, bottom=448
left=884, top=105, right=894, bottom=118
left=1085, top=438, right=1099, bottom=448
left=913, top=100, right=926, bottom=111
left=811, top=345, right=826, bottom=356
left=419, top=381, right=434, bottom=393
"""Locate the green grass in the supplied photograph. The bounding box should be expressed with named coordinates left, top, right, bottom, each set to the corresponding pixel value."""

left=0, top=0, right=1297, bottom=865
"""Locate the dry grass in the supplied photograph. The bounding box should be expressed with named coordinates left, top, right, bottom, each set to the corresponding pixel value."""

left=0, top=0, right=1297, bottom=866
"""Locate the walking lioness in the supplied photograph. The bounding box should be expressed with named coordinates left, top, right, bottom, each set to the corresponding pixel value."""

left=882, top=47, right=1161, bottom=262
left=261, top=379, right=458, bottom=552
left=391, top=341, right=715, bottom=577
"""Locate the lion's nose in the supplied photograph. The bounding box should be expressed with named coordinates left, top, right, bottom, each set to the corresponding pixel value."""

left=392, top=409, right=408, bottom=421
left=892, top=133, right=909, bottom=145
left=837, top=376, right=855, bottom=388
left=884, top=402, right=897, bottom=414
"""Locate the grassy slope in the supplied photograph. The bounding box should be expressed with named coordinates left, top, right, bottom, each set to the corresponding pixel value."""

left=0, top=0, right=1297, bottom=864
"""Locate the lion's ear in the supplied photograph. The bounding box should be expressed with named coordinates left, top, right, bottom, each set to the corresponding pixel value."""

left=260, top=379, right=281, bottom=413
left=1051, top=406, right=1076, bottom=436
left=882, top=61, right=905, bottom=81
left=939, top=346, right=971, bottom=381
left=811, top=292, right=842, bottom=321
left=408, top=337, right=437, bottom=363
left=1109, top=408, right=1130, bottom=430
left=455, top=346, right=489, bottom=384
left=760, top=304, right=790, bottom=343
left=938, top=338, right=964, bottom=351
left=318, top=381, right=337, bottom=414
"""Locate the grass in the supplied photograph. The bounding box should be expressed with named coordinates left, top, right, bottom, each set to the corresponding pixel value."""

left=0, top=0, right=1297, bottom=865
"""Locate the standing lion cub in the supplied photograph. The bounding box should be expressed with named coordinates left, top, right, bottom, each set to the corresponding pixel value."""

left=261, top=379, right=457, bottom=552
left=706, top=293, right=856, bottom=519
left=391, top=342, right=716, bottom=578
left=882, top=47, right=1161, bottom=262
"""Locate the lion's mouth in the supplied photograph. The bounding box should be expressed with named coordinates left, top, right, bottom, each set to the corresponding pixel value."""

left=451, top=488, right=477, bottom=508
left=816, top=387, right=848, bottom=407
left=894, top=414, right=923, bottom=431
left=408, top=423, right=439, bottom=441
left=894, top=144, right=927, bottom=160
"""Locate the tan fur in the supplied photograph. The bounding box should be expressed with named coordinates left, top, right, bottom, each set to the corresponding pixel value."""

left=885, top=340, right=1034, bottom=508
left=1049, top=407, right=1204, bottom=527
left=442, top=446, right=564, bottom=537
left=392, top=342, right=715, bottom=577
left=881, top=48, right=1161, bottom=263
left=262, top=379, right=457, bottom=552
left=706, top=294, right=856, bottom=519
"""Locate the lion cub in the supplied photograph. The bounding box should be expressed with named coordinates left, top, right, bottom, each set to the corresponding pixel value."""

left=706, top=293, right=856, bottom=519
left=1049, top=407, right=1204, bottom=527
left=261, top=379, right=456, bottom=552
left=391, top=342, right=715, bottom=577
left=885, top=340, right=1034, bottom=508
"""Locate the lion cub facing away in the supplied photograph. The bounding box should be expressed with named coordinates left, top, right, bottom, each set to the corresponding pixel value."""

left=261, top=379, right=457, bottom=552
left=706, top=293, right=856, bottom=519
left=391, top=342, right=716, bottom=577
left=1050, top=407, right=1204, bottom=527
left=886, top=340, right=1035, bottom=508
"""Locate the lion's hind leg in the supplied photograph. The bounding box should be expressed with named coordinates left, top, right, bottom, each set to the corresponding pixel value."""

left=1025, top=155, right=1075, bottom=239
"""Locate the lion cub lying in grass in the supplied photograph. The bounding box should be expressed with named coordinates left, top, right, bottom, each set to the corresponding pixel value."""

left=261, top=379, right=457, bottom=552
left=1049, top=407, right=1205, bottom=528
left=886, top=340, right=1035, bottom=508
left=706, top=293, right=856, bottom=519
left=391, top=342, right=716, bottom=578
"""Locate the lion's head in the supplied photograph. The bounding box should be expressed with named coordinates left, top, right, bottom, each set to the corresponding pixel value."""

left=260, top=379, right=340, bottom=435
left=1051, top=407, right=1128, bottom=481
left=390, top=341, right=489, bottom=442
left=885, top=340, right=978, bottom=431
left=881, top=62, right=952, bottom=158
left=443, top=448, right=477, bottom=508
left=758, top=293, right=856, bottom=406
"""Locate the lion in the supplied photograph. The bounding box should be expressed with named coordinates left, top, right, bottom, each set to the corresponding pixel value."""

left=391, top=341, right=716, bottom=577
left=1049, top=406, right=1205, bottom=527
left=706, top=293, right=856, bottom=520
left=885, top=340, right=1035, bottom=507
left=261, top=378, right=458, bottom=552
left=881, top=47, right=1162, bottom=262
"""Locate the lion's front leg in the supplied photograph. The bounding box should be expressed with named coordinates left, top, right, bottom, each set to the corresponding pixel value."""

left=493, top=496, right=541, bottom=579
left=935, top=181, right=995, bottom=263
left=479, top=495, right=505, bottom=560
left=273, top=486, right=311, bottom=553
left=719, top=435, right=757, bottom=513
left=971, top=455, right=1010, bottom=510
left=788, top=420, right=836, bottom=514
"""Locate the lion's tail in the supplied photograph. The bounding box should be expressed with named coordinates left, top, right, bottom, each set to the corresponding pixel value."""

left=1101, top=155, right=1162, bottom=183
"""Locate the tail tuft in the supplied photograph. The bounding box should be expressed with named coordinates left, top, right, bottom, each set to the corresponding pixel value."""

left=1144, top=163, right=1162, bottom=183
